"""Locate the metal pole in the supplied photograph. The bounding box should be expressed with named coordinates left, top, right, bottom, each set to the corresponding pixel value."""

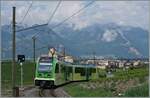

left=12, top=7, right=17, bottom=97
left=93, top=51, right=96, bottom=65
left=96, top=67, right=98, bottom=78
left=63, top=47, right=65, bottom=61
left=85, top=65, right=88, bottom=80
left=32, top=37, right=36, bottom=63
left=72, top=67, right=75, bottom=81
left=20, top=63, right=23, bottom=88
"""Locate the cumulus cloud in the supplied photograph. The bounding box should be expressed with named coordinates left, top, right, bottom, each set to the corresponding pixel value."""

left=102, top=30, right=118, bottom=42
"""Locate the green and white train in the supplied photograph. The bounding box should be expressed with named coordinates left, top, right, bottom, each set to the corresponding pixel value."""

left=34, top=55, right=58, bottom=88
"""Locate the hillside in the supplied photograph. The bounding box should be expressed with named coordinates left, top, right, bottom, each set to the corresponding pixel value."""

left=1, top=23, right=149, bottom=59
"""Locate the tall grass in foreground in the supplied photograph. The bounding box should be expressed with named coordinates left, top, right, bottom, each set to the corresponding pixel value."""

left=124, top=82, right=149, bottom=97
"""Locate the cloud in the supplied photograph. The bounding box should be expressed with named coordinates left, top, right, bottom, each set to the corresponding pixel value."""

left=102, top=29, right=118, bottom=42
left=1, top=1, right=149, bottom=30
left=129, top=47, right=142, bottom=56
left=68, top=1, right=150, bottom=30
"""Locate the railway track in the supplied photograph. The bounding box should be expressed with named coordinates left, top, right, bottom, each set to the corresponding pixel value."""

left=20, top=85, right=70, bottom=97
left=39, top=88, right=56, bottom=97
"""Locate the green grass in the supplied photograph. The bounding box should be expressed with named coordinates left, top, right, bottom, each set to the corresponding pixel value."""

left=63, top=83, right=113, bottom=97
left=113, top=67, right=149, bottom=79
left=1, top=61, right=35, bottom=89
left=124, top=82, right=149, bottom=97
left=63, top=66, right=149, bottom=97
left=1, top=61, right=149, bottom=97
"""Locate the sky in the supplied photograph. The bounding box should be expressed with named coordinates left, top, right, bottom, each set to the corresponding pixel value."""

left=1, top=0, right=150, bottom=31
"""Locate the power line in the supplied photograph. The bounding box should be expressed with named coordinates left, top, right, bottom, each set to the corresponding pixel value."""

left=32, top=26, right=64, bottom=42
left=19, top=1, right=33, bottom=24
left=47, top=0, right=62, bottom=24
left=17, top=0, right=61, bottom=37
left=28, top=0, right=62, bottom=45
left=22, top=28, right=63, bottom=50
left=13, top=1, right=95, bottom=56
left=15, top=0, right=59, bottom=51
left=36, top=45, right=49, bottom=51
left=16, top=0, right=63, bottom=37
left=18, top=34, right=47, bottom=50
left=15, top=26, right=56, bottom=52
left=16, top=1, right=94, bottom=33
left=16, top=23, right=48, bottom=32
left=15, top=31, right=46, bottom=52
left=31, top=26, right=46, bottom=38
left=32, top=28, right=51, bottom=45
left=52, top=1, right=95, bottom=29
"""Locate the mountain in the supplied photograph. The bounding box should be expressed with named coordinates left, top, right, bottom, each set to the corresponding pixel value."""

left=1, top=23, right=149, bottom=59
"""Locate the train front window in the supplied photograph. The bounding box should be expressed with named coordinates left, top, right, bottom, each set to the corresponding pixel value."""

left=38, top=57, right=53, bottom=72
left=38, top=63, right=52, bottom=72
left=39, top=57, right=52, bottom=63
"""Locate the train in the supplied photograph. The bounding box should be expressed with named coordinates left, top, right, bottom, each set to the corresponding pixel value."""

left=34, top=48, right=93, bottom=88
left=34, top=55, right=58, bottom=88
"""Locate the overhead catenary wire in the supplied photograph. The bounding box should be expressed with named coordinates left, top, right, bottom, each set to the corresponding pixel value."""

left=17, top=1, right=94, bottom=33
left=27, top=25, right=64, bottom=49
left=15, top=1, right=49, bottom=52
left=16, top=0, right=60, bottom=32
left=19, top=1, right=33, bottom=25
left=36, top=45, right=50, bottom=51
left=16, top=23, right=48, bottom=32
left=47, top=0, right=62, bottom=24
left=52, top=1, right=95, bottom=29
left=15, top=1, right=48, bottom=47
left=32, top=29, right=51, bottom=45
left=13, top=1, right=95, bottom=55
left=15, top=26, right=53, bottom=51
left=16, top=0, right=94, bottom=33
left=33, top=26, right=63, bottom=40
left=19, top=1, right=33, bottom=24
left=27, top=0, right=95, bottom=44
left=16, top=1, right=94, bottom=39
left=15, top=27, right=51, bottom=52
left=31, top=1, right=95, bottom=50
left=30, top=0, right=62, bottom=38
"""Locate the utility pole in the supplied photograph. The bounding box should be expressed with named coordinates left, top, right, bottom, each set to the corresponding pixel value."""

left=20, top=63, right=23, bottom=89
left=63, top=47, right=65, bottom=61
left=12, top=7, right=19, bottom=97
left=93, top=51, right=96, bottom=65
left=32, top=36, right=36, bottom=63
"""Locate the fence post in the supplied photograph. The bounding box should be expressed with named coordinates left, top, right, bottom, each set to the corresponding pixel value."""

left=72, top=67, right=75, bottom=81
left=85, top=65, right=89, bottom=80
left=64, top=66, right=67, bottom=81
left=96, top=67, right=98, bottom=79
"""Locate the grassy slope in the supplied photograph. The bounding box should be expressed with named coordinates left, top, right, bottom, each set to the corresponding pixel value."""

left=63, top=66, right=149, bottom=97
left=124, top=82, right=149, bottom=97
left=63, top=83, right=113, bottom=97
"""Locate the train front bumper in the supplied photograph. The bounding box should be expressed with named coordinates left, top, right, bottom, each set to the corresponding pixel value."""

left=34, top=78, right=55, bottom=86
